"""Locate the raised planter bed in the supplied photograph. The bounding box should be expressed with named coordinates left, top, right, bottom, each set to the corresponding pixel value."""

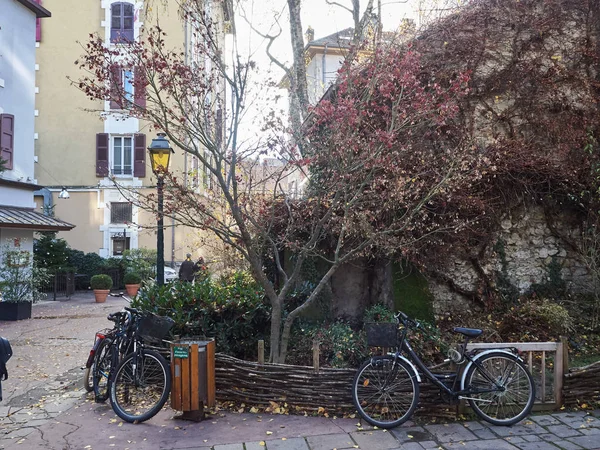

left=0, top=302, right=32, bottom=321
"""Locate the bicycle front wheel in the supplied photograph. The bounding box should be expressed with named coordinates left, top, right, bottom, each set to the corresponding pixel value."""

left=109, top=349, right=171, bottom=423
left=464, top=351, right=535, bottom=426
left=83, top=367, right=93, bottom=392
left=92, top=337, right=115, bottom=403
left=352, top=355, right=419, bottom=429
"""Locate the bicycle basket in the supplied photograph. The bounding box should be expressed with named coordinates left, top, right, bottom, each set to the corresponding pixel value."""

left=137, top=313, right=175, bottom=342
left=365, top=322, right=398, bottom=347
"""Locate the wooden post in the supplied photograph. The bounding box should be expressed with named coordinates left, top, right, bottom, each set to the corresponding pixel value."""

left=312, top=339, right=320, bottom=373
left=541, top=350, right=546, bottom=403
left=561, top=335, right=569, bottom=374
left=258, top=340, right=265, bottom=365
left=554, top=340, right=564, bottom=407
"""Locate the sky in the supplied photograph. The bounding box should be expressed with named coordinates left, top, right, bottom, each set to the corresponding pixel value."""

left=231, top=0, right=421, bottom=146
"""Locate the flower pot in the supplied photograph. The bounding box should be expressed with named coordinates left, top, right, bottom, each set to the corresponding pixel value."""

left=93, top=289, right=110, bottom=303
left=125, top=284, right=140, bottom=297
left=0, top=302, right=32, bottom=321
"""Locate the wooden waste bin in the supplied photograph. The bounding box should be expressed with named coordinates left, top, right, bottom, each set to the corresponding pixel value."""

left=170, top=338, right=215, bottom=420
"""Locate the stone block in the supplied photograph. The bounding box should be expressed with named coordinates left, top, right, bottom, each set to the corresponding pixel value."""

left=350, top=430, right=402, bottom=449
left=424, top=423, right=478, bottom=443
left=546, top=424, right=583, bottom=438
left=305, top=433, right=357, bottom=450
left=264, top=437, right=309, bottom=450
left=441, top=439, right=518, bottom=449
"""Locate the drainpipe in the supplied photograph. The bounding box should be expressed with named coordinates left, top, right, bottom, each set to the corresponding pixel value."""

left=322, top=43, right=328, bottom=86
left=33, top=187, right=53, bottom=216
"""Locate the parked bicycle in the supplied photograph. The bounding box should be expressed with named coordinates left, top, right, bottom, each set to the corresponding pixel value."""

left=84, top=306, right=174, bottom=423
left=352, top=311, right=535, bottom=429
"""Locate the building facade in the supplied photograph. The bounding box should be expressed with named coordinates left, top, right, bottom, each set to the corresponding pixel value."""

left=34, top=0, right=230, bottom=263
left=0, top=0, right=74, bottom=268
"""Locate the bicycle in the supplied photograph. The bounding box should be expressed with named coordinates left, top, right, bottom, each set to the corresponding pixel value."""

left=352, top=311, right=535, bottom=429
left=107, top=307, right=174, bottom=423
left=88, top=309, right=135, bottom=402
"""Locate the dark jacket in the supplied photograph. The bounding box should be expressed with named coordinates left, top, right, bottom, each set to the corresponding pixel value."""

left=179, top=259, right=195, bottom=281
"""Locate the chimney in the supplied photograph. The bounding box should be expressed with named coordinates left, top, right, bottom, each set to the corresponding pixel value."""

left=305, top=26, right=314, bottom=43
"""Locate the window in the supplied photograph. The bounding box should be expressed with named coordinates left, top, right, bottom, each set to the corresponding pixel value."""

left=0, top=114, right=14, bottom=170
left=113, top=136, right=133, bottom=175
left=112, top=236, right=130, bottom=256
left=110, top=68, right=144, bottom=110
left=111, top=2, right=134, bottom=42
left=110, top=202, right=132, bottom=223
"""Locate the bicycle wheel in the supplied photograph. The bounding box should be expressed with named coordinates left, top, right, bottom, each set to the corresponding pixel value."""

left=83, top=367, right=93, bottom=392
left=109, top=349, right=171, bottom=423
left=92, top=337, right=115, bottom=403
left=352, top=355, right=419, bottom=429
left=464, top=351, right=535, bottom=426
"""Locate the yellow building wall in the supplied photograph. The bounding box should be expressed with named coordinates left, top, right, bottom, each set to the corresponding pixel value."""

left=35, top=0, right=104, bottom=187
left=53, top=191, right=104, bottom=253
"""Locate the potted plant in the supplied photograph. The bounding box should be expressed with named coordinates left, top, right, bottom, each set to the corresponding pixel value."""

left=123, top=272, right=142, bottom=297
left=0, top=249, right=50, bottom=321
left=90, top=274, right=112, bottom=303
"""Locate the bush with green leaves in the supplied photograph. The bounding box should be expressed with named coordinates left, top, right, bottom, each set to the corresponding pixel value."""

left=0, top=248, right=50, bottom=303
left=33, top=234, right=70, bottom=273
left=499, top=298, right=574, bottom=340
left=90, top=274, right=113, bottom=290
left=123, top=272, right=141, bottom=284
left=122, top=248, right=157, bottom=282
left=131, top=271, right=270, bottom=360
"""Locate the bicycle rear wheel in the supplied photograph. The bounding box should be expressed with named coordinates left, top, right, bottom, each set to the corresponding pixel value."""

left=109, top=349, right=171, bottom=423
left=352, top=355, right=419, bottom=429
left=92, top=337, right=115, bottom=403
left=464, top=351, right=535, bottom=426
left=83, top=367, right=93, bottom=392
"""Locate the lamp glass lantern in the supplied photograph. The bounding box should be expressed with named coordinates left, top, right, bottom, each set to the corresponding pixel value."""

left=148, top=133, right=174, bottom=174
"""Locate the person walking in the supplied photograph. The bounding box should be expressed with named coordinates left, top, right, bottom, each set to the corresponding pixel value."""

left=193, top=256, right=207, bottom=282
left=178, top=253, right=195, bottom=282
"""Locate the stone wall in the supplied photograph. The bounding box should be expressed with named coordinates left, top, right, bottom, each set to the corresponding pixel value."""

left=428, top=206, right=593, bottom=315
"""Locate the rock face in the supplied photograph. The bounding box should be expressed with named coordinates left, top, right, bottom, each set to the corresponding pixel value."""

left=428, top=205, right=593, bottom=315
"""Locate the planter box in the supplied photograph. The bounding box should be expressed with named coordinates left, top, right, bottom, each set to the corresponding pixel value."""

left=0, top=302, right=32, bottom=321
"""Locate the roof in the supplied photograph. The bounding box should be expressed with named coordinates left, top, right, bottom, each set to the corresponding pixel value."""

left=0, top=178, right=45, bottom=191
left=14, top=0, right=51, bottom=18
left=0, top=206, right=74, bottom=231
left=306, top=28, right=355, bottom=50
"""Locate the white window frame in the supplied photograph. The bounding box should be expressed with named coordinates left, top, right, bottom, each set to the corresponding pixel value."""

left=111, top=135, right=134, bottom=177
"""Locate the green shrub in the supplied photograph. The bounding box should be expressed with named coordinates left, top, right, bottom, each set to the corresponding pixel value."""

left=363, top=304, right=395, bottom=323
left=90, top=274, right=113, bottom=290
left=316, top=320, right=367, bottom=368
left=123, top=272, right=142, bottom=284
left=131, top=271, right=270, bottom=360
left=0, top=248, right=51, bottom=303
left=122, top=248, right=157, bottom=281
left=499, top=298, right=574, bottom=340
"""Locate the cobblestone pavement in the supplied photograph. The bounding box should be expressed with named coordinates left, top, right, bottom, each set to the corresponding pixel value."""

left=1, top=293, right=599, bottom=450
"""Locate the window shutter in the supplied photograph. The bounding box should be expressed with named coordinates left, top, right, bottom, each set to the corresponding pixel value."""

left=34, top=0, right=42, bottom=41
left=133, top=133, right=146, bottom=178
left=110, top=3, right=122, bottom=42
left=0, top=114, right=15, bottom=170
left=96, top=133, right=109, bottom=177
left=110, top=66, right=122, bottom=110
left=122, top=3, right=134, bottom=41
left=133, top=67, right=146, bottom=108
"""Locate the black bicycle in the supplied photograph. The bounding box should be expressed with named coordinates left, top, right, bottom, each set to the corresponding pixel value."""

left=352, top=311, right=535, bottom=428
left=87, top=307, right=174, bottom=423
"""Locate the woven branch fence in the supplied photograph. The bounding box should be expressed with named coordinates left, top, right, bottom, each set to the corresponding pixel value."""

left=214, top=354, right=453, bottom=417
left=563, top=361, right=600, bottom=406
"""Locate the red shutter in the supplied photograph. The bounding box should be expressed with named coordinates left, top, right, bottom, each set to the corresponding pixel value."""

left=35, top=0, right=42, bottom=41
left=133, top=133, right=146, bottom=178
left=133, top=67, right=146, bottom=108
left=0, top=114, right=15, bottom=170
left=96, top=133, right=109, bottom=177
left=110, top=66, right=122, bottom=110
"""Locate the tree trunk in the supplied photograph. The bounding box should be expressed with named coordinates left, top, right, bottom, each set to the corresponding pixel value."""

left=287, top=0, right=309, bottom=120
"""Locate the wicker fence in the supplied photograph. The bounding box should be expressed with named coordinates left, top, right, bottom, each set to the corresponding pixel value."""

left=215, top=353, right=459, bottom=417
left=563, top=361, right=600, bottom=406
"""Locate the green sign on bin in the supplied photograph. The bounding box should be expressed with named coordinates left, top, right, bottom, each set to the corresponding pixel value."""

left=173, top=346, right=189, bottom=359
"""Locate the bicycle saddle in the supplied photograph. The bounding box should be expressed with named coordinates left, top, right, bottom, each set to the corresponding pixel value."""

left=453, top=327, right=483, bottom=338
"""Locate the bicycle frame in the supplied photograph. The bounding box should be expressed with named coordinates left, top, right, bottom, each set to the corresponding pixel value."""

left=395, top=324, right=507, bottom=400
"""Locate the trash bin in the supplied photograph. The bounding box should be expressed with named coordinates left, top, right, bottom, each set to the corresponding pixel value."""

left=170, top=338, right=215, bottom=420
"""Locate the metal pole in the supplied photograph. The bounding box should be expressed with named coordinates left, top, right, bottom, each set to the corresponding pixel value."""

left=157, top=176, right=165, bottom=286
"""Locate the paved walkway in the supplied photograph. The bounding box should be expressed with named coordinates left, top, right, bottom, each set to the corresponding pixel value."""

left=1, top=293, right=599, bottom=450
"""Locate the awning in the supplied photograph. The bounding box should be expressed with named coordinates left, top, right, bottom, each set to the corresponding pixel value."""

left=0, top=206, right=74, bottom=231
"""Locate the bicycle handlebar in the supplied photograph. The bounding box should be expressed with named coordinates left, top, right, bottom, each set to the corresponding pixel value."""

left=395, top=311, right=421, bottom=329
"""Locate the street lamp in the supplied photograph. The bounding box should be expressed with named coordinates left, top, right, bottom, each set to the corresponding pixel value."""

left=148, top=133, right=174, bottom=286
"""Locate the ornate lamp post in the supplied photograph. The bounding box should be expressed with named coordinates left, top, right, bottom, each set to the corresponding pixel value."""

left=148, top=133, right=174, bottom=286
